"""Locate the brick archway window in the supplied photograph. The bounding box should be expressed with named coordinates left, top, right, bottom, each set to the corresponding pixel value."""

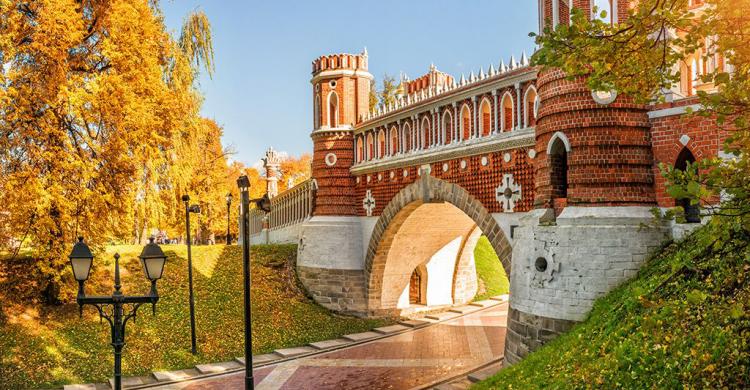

left=548, top=137, right=568, bottom=201
left=460, top=104, right=472, bottom=140
left=366, top=133, right=374, bottom=161
left=421, top=117, right=431, bottom=149
left=403, top=123, right=412, bottom=151
left=442, top=111, right=453, bottom=144
left=501, top=93, right=514, bottom=132
left=378, top=131, right=386, bottom=159
left=328, top=91, right=339, bottom=127
left=675, top=147, right=701, bottom=223
left=480, top=98, right=492, bottom=136
left=524, top=87, right=538, bottom=128
left=390, top=127, right=399, bottom=155
left=314, top=95, right=321, bottom=129
left=356, top=136, right=364, bottom=163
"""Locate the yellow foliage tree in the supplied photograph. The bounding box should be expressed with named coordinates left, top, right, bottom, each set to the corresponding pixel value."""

left=0, top=0, right=216, bottom=302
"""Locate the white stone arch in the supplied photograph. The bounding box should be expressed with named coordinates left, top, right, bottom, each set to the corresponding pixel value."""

left=314, top=94, right=321, bottom=129
left=355, top=135, right=364, bottom=163
left=377, top=129, right=386, bottom=159
left=501, top=91, right=515, bottom=132
left=389, top=126, right=399, bottom=155
left=402, top=122, right=412, bottom=152
left=523, top=85, right=538, bottom=128
left=442, top=109, right=453, bottom=145
left=478, top=97, right=493, bottom=136
left=459, top=103, right=472, bottom=140
left=327, top=91, right=339, bottom=127
left=420, top=115, right=431, bottom=149
left=366, top=132, right=374, bottom=160
left=546, top=131, right=572, bottom=154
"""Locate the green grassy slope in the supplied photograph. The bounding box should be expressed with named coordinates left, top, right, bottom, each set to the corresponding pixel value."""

left=0, top=244, right=390, bottom=389
left=476, top=221, right=750, bottom=389
left=474, top=235, right=510, bottom=301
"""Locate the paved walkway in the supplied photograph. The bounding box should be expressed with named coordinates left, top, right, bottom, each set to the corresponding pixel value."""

left=155, top=302, right=508, bottom=390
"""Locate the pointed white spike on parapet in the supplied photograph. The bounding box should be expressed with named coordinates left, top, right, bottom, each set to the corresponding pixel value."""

left=509, top=55, right=517, bottom=69
left=479, top=67, right=486, bottom=79
left=489, top=64, right=496, bottom=76
left=460, top=73, right=466, bottom=85
left=521, top=51, right=529, bottom=66
left=499, top=59, right=507, bottom=73
left=469, top=71, right=476, bottom=82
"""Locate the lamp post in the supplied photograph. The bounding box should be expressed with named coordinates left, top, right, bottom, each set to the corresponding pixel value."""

left=237, top=177, right=271, bottom=390
left=182, top=195, right=201, bottom=355
left=68, top=237, right=167, bottom=390
left=226, top=193, right=233, bottom=245
left=237, top=175, right=254, bottom=390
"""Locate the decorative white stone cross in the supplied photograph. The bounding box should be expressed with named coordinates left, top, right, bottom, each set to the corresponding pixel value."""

left=363, top=189, right=376, bottom=216
left=496, top=173, right=522, bottom=212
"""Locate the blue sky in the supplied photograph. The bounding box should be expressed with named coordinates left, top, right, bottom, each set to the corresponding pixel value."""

left=161, top=1, right=538, bottom=167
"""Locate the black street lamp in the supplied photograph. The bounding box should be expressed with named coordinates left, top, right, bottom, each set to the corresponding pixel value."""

left=69, top=237, right=167, bottom=390
left=237, top=175, right=254, bottom=390
left=182, top=194, right=201, bottom=355
left=226, top=193, right=233, bottom=245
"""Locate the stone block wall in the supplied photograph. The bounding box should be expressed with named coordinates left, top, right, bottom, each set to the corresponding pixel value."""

left=504, top=307, right=576, bottom=365
left=297, top=266, right=367, bottom=315
left=505, top=206, right=671, bottom=365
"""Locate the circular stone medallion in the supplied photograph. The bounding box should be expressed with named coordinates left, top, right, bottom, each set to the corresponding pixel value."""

left=460, top=160, right=467, bottom=169
left=324, top=153, right=337, bottom=167
left=592, top=89, right=618, bottom=105
left=481, top=156, right=489, bottom=166
left=504, top=153, right=512, bottom=163
left=528, top=149, right=537, bottom=159
left=442, top=163, right=449, bottom=172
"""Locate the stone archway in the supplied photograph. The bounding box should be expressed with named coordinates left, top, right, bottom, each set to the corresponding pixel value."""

left=364, top=171, right=512, bottom=314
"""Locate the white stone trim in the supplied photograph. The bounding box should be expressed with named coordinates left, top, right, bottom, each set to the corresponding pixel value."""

left=351, top=128, right=535, bottom=174
left=523, top=85, right=538, bottom=128
left=647, top=104, right=703, bottom=119
left=310, top=69, right=373, bottom=84
left=546, top=131, right=572, bottom=154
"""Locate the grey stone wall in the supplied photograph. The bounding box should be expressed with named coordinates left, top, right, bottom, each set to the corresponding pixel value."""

left=297, top=266, right=367, bottom=315
left=509, top=207, right=670, bottom=322
left=504, top=206, right=671, bottom=365
left=504, top=307, right=576, bottom=365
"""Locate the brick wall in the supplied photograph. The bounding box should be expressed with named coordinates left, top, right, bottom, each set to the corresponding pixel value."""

left=649, top=100, right=730, bottom=207
left=535, top=68, right=656, bottom=207
left=354, top=147, right=535, bottom=217
left=311, top=131, right=357, bottom=216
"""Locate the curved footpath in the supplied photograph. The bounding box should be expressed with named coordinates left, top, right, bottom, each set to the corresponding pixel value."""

left=146, top=300, right=508, bottom=390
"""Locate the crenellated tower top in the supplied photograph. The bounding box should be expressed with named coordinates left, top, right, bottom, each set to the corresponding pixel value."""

left=311, top=49, right=369, bottom=75
left=310, top=49, right=373, bottom=132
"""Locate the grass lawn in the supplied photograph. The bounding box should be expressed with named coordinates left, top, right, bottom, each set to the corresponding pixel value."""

left=474, top=235, right=510, bottom=301
left=0, top=244, right=391, bottom=389
left=474, top=221, right=750, bottom=389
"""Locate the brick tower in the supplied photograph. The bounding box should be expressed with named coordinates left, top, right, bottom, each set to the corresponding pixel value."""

left=297, top=50, right=374, bottom=314
left=309, top=50, right=372, bottom=216
left=505, top=0, right=669, bottom=366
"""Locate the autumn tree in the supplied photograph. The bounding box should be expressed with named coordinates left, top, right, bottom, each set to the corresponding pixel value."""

left=277, top=153, right=312, bottom=193
left=532, top=0, right=750, bottom=221
left=0, top=0, right=216, bottom=302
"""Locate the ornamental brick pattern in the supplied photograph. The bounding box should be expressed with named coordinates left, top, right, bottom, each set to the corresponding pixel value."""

left=354, top=148, right=535, bottom=217
left=311, top=131, right=357, bottom=216
left=535, top=68, right=657, bottom=207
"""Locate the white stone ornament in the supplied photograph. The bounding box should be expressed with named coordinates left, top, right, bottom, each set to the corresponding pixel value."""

left=460, top=160, right=467, bottom=169
left=504, top=153, right=512, bottom=163
left=679, top=134, right=691, bottom=146
left=528, top=149, right=537, bottom=159
left=363, top=189, right=376, bottom=217
left=481, top=156, right=489, bottom=166
left=496, top=173, right=522, bottom=212
left=403, top=169, right=409, bottom=177
left=324, top=153, right=337, bottom=167
left=442, top=163, right=449, bottom=172
left=592, top=89, right=618, bottom=105
left=378, top=173, right=382, bottom=181
left=367, top=175, right=371, bottom=183
left=389, top=171, right=395, bottom=179
left=356, top=176, right=360, bottom=184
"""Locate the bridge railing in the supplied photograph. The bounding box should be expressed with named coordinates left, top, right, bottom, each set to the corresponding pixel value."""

left=268, top=179, right=316, bottom=230
left=248, top=208, right=265, bottom=235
